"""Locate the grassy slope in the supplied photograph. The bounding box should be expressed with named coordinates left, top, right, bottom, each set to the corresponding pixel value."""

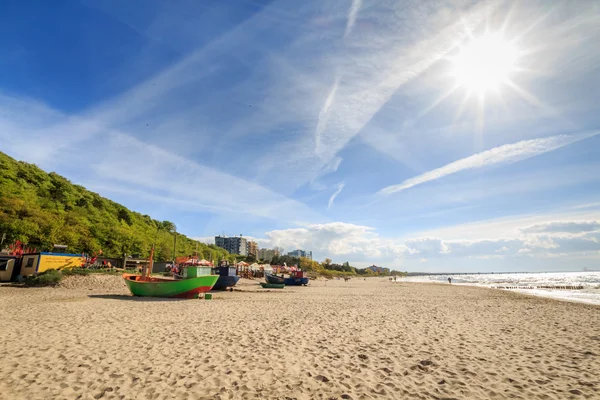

left=0, top=151, right=231, bottom=262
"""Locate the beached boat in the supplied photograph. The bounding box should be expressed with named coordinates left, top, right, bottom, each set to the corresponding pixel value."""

left=123, top=246, right=218, bottom=298
left=265, top=273, right=285, bottom=284
left=260, top=282, right=285, bottom=289
left=123, top=274, right=218, bottom=298
left=284, top=271, right=309, bottom=286
left=212, top=265, right=240, bottom=290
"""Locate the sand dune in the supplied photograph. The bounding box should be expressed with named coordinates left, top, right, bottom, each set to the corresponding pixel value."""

left=1, top=277, right=599, bottom=399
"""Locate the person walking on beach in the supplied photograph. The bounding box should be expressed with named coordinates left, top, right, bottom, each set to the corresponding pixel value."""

left=448, top=277, right=452, bottom=284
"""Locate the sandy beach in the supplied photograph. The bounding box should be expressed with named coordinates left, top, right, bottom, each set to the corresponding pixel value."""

left=1, top=277, right=599, bottom=400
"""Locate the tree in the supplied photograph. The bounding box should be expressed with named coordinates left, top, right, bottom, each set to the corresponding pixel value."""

left=161, top=221, right=176, bottom=232
left=0, top=151, right=235, bottom=263
left=117, top=208, right=133, bottom=226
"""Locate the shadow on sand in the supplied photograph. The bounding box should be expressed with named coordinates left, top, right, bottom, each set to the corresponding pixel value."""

left=87, top=294, right=192, bottom=302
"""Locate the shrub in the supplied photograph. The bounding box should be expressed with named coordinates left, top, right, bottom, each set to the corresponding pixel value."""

left=26, top=269, right=63, bottom=286
left=61, top=268, right=91, bottom=276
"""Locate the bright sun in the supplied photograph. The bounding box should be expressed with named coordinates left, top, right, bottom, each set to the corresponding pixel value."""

left=451, top=34, right=518, bottom=93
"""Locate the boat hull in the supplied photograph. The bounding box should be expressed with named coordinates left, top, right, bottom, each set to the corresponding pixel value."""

left=265, top=274, right=285, bottom=284
left=260, top=282, right=285, bottom=289
left=212, top=275, right=240, bottom=290
left=123, top=274, right=218, bottom=298
left=283, top=277, right=309, bottom=286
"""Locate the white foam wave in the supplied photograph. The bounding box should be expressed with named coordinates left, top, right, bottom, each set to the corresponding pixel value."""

left=401, top=271, right=600, bottom=305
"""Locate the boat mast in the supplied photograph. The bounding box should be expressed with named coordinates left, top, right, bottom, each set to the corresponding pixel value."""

left=146, top=245, right=155, bottom=280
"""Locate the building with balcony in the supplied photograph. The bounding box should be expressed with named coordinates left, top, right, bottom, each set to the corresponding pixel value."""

left=246, top=241, right=258, bottom=259
left=258, top=248, right=280, bottom=262
left=215, top=235, right=248, bottom=256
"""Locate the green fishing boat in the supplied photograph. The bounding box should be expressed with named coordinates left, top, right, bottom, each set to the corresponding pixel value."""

left=123, top=245, right=218, bottom=298
left=260, top=282, right=285, bottom=289
left=123, top=274, right=218, bottom=298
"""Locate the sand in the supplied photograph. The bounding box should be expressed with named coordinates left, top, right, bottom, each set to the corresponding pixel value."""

left=1, top=276, right=599, bottom=400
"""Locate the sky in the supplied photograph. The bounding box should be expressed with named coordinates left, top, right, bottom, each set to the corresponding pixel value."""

left=1, top=0, right=600, bottom=272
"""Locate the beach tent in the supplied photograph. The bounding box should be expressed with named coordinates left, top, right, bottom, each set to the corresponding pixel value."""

left=260, top=264, right=273, bottom=273
left=182, top=258, right=213, bottom=266
left=249, top=263, right=261, bottom=271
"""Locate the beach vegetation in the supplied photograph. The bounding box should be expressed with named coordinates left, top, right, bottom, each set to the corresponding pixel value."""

left=0, top=152, right=233, bottom=263
left=24, top=269, right=63, bottom=286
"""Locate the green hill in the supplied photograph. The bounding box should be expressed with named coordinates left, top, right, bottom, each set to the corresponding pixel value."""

left=0, top=151, right=231, bottom=262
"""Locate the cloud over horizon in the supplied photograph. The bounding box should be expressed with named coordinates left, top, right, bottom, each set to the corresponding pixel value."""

left=195, top=215, right=600, bottom=271
left=520, top=220, right=600, bottom=234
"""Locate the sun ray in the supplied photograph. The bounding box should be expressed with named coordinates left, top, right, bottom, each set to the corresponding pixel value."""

left=475, top=91, right=486, bottom=148
left=512, top=66, right=553, bottom=78
left=511, top=6, right=556, bottom=44
left=494, top=85, right=512, bottom=118
left=416, top=84, right=460, bottom=120
left=453, top=89, right=472, bottom=123
left=499, top=0, right=518, bottom=36
left=504, top=80, right=577, bottom=129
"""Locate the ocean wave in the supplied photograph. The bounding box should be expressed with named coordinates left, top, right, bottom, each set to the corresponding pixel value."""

left=401, top=271, right=600, bottom=305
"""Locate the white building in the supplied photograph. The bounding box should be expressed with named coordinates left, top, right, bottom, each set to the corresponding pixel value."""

left=258, top=248, right=280, bottom=262
left=215, top=235, right=248, bottom=256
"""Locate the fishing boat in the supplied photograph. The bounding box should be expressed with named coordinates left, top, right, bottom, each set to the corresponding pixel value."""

left=283, top=270, right=309, bottom=286
left=123, top=246, right=218, bottom=298
left=123, top=274, right=218, bottom=298
left=265, top=273, right=285, bottom=284
left=260, top=282, right=285, bottom=289
left=212, top=264, right=240, bottom=290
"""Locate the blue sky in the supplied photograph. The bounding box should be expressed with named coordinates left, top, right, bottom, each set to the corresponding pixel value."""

left=2, top=0, right=600, bottom=271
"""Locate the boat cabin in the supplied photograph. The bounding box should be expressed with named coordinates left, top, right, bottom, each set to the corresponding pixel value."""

left=291, top=270, right=307, bottom=278
left=182, top=265, right=212, bottom=278
left=215, top=266, right=237, bottom=277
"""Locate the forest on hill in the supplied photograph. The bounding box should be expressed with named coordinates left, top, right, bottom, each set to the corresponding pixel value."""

left=0, top=152, right=232, bottom=262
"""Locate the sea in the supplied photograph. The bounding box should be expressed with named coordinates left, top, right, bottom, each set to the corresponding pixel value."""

left=400, top=271, right=600, bottom=306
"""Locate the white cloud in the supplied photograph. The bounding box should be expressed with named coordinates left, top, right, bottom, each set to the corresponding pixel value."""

left=315, top=77, right=340, bottom=156
left=245, top=217, right=600, bottom=269
left=192, top=237, right=216, bottom=245
left=344, top=0, right=362, bottom=38
left=379, top=131, right=600, bottom=195
left=327, top=183, right=345, bottom=209
left=404, top=237, right=450, bottom=254
left=257, top=222, right=409, bottom=262
left=520, top=220, right=600, bottom=234
left=0, top=95, right=323, bottom=225
left=253, top=0, right=497, bottom=191
left=409, top=207, right=600, bottom=241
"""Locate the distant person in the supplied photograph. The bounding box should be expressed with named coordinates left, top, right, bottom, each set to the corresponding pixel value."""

left=448, top=277, right=452, bottom=284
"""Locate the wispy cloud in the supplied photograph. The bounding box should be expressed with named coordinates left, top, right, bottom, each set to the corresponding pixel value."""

left=570, top=202, right=600, bottom=211
left=315, top=77, right=340, bottom=155
left=328, top=183, right=345, bottom=209
left=0, top=94, right=323, bottom=226
left=344, top=0, right=362, bottom=38
left=254, top=1, right=497, bottom=191
left=520, top=220, right=600, bottom=234
left=379, top=131, right=600, bottom=195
